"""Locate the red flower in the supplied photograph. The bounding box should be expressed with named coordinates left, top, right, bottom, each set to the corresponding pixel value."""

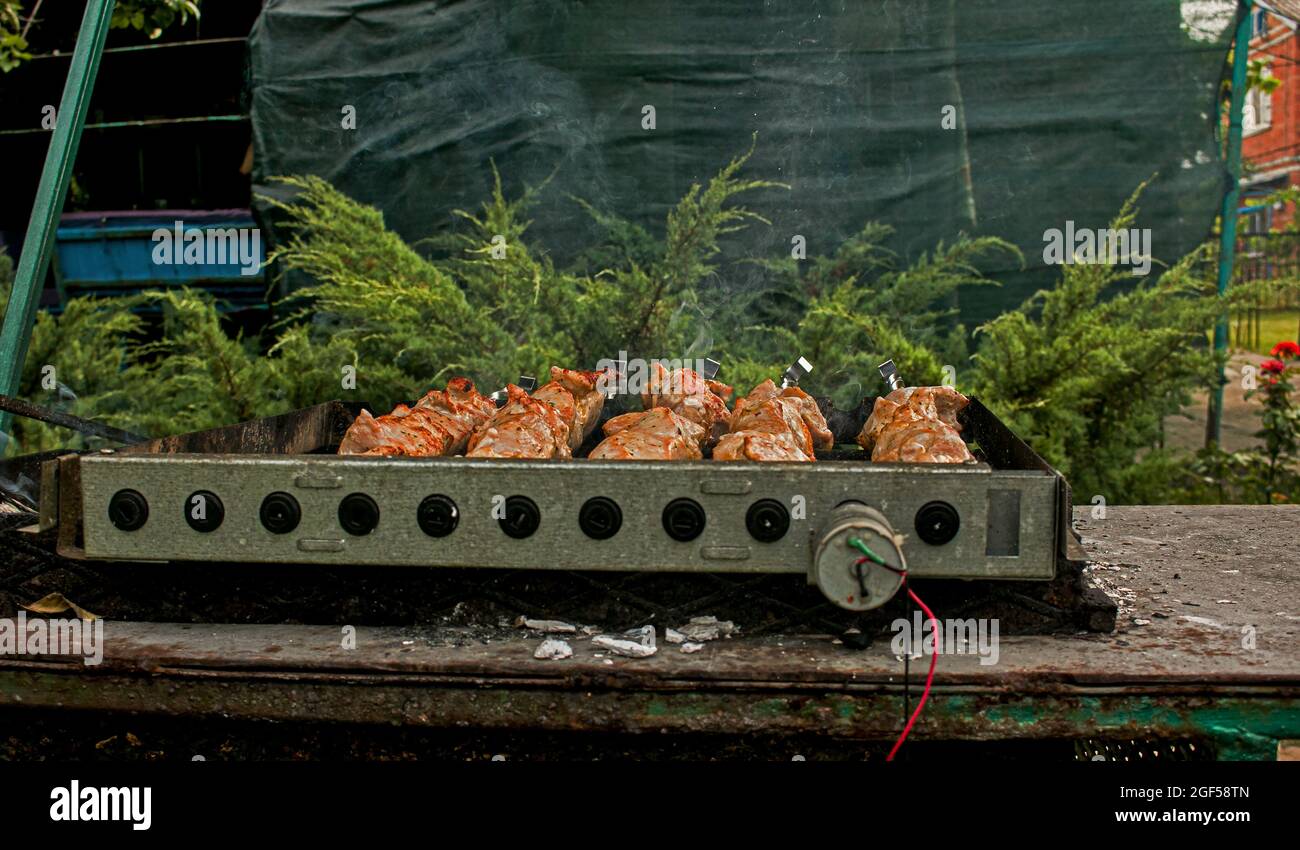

left=1272, top=340, right=1300, bottom=358
left=1261, top=359, right=1286, bottom=374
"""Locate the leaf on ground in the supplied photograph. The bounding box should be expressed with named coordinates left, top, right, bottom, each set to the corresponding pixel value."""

left=23, top=592, right=99, bottom=621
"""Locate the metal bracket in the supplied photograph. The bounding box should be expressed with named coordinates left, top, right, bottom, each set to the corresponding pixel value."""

left=878, top=359, right=904, bottom=393
left=781, top=356, right=812, bottom=388
left=491, top=375, right=538, bottom=406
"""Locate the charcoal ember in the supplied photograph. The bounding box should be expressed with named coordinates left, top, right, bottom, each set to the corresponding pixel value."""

left=681, top=642, right=705, bottom=654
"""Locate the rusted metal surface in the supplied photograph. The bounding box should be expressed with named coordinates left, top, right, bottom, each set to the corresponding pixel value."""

left=55, top=453, right=84, bottom=556
left=1, top=598, right=1296, bottom=689
left=119, top=400, right=359, bottom=456
left=0, top=505, right=1295, bottom=756
left=0, top=664, right=1294, bottom=753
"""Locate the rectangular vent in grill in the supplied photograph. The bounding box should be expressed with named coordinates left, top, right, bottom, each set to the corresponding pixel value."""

left=986, top=489, right=1021, bottom=557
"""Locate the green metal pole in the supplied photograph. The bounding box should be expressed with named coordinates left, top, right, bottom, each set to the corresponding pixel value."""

left=0, top=0, right=116, bottom=435
left=1209, top=0, right=1252, bottom=448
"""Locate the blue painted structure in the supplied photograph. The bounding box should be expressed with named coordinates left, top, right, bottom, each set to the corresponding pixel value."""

left=52, top=209, right=266, bottom=310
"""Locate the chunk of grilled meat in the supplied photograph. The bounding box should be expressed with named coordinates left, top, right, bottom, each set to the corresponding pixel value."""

left=856, top=386, right=974, bottom=463
left=642, top=361, right=733, bottom=445
left=465, top=366, right=612, bottom=459
left=588, top=407, right=707, bottom=460
left=466, top=384, right=572, bottom=459
left=546, top=366, right=610, bottom=449
left=713, top=380, right=818, bottom=462
left=730, top=380, right=834, bottom=452
left=338, top=377, right=495, bottom=457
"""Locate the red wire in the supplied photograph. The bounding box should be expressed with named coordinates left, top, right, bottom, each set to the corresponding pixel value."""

left=887, top=580, right=937, bottom=763
left=851, top=554, right=938, bottom=761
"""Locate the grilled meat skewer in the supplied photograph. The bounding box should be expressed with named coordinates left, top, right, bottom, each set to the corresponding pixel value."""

left=714, top=402, right=812, bottom=462
left=642, top=362, right=732, bottom=446
left=338, top=377, right=496, bottom=456
left=588, top=407, right=707, bottom=461
left=732, top=380, right=834, bottom=452
left=467, top=384, right=572, bottom=459
left=856, top=386, right=974, bottom=463
left=546, top=366, right=609, bottom=450
left=712, top=379, right=834, bottom=462
left=467, top=366, right=612, bottom=459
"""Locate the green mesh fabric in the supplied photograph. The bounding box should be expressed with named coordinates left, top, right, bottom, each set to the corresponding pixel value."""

left=249, top=0, right=1240, bottom=326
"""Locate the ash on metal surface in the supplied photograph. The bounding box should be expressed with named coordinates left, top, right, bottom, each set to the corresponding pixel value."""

left=673, top=615, right=737, bottom=642
left=516, top=617, right=578, bottom=634
left=534, top=638, right=573, bottom=660
left=591, top=625, right=657, bottom=658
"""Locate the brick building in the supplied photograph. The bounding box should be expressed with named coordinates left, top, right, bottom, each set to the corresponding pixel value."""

left=1242, top=3, right=1300, bottom=231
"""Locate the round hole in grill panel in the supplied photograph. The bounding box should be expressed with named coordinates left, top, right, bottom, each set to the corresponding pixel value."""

left=746, top=498, right=790, bottom=543
left=260, top=492, right=301, bottom=535
left=915, top=501, right=960, bottom=546
left=184, top=490, right=224, bottom=533
left=418, top=494, right=459, bottom=537
left=108, top=489, right=149, bottom=531
left=499, top=495, right=540, bottom=539
left=339, top=492, right=380, bottom=536
left=662, top=498, right=706, bottom=542
left=578, top=496, right=622, bottom=540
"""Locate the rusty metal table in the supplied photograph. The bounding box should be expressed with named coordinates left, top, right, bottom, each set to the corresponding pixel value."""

left=0, top=505, right=1297, bottom=760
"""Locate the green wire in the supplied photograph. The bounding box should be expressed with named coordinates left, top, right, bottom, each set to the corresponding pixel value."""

left=847, top=536, right=886, bottom=565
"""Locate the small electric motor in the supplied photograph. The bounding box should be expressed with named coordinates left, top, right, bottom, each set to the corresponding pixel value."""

left=811, top=502, right=907, bottom=611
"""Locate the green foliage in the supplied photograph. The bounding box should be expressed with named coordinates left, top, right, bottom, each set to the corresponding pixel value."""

left=0, top=1, right=30, bottom=72
left=1246, top=58, right=1281, bottom=97
left=265, top=174, right=516, bottom=406
left=111, top=0, right=200, bottom=39
left=1244, top=351, right=1300, bottom=502
left=718, top=222, right=1019, bottom=407
left=0, top=0, right=199, bottom=73
left=968, top=186, right=1224, bottom=499
left=0, top=263, right=143, bottom=453
left=969, top=185, right=1298, bottom=503
left=75, top=142, right=786, bottom=426
left=553, top=136, right=787, bottom=367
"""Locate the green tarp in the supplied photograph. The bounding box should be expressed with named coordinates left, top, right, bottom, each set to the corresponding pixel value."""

left=249, top=0, right=1240, bottom=325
